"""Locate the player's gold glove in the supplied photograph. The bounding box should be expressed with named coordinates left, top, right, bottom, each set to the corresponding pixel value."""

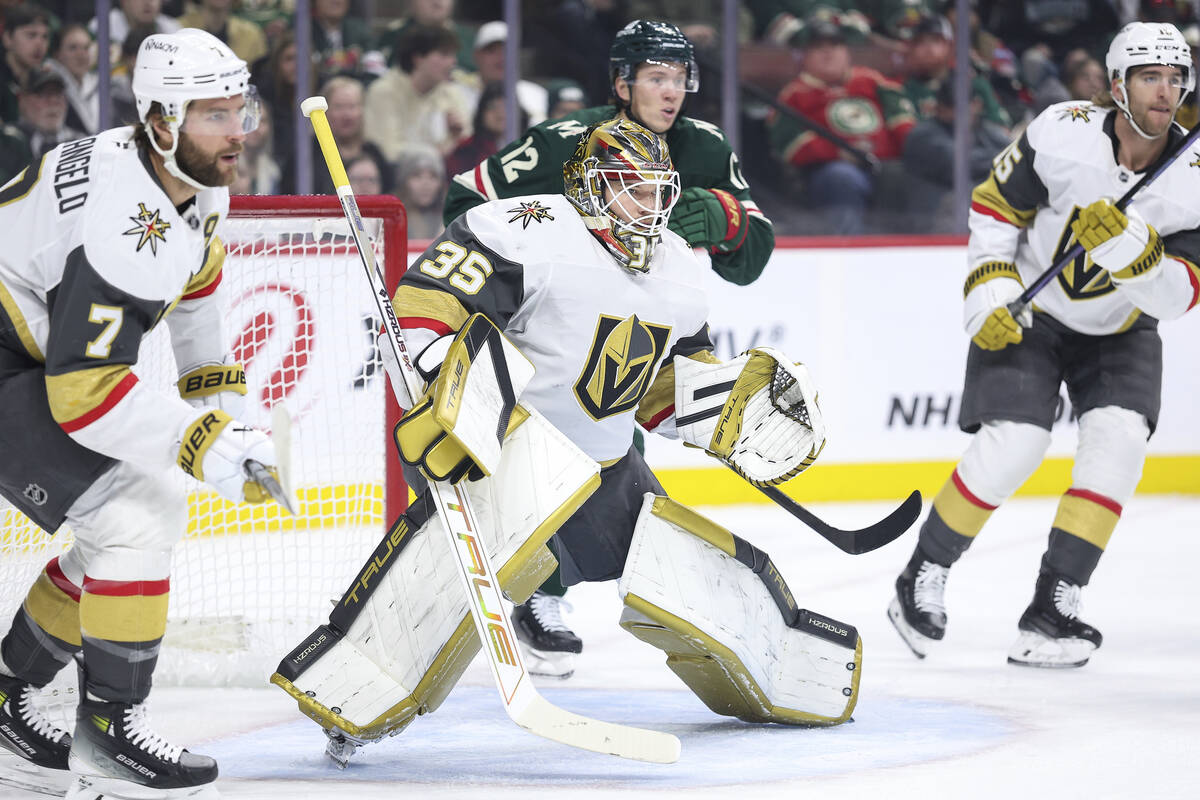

left=1071, top=199, right=1163, bottom=280
left=971, top=306, right=1025, bottom=351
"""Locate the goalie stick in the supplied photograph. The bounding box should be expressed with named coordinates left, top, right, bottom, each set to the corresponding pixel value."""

left=301, top=96, right=681, bottom=765
left=756, top=483, right=922, bottom=555
left=1008, top=119, right=1200, bottom=316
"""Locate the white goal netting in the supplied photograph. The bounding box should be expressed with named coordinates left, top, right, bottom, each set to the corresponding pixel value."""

left=0, top=195, right=407, bottom=692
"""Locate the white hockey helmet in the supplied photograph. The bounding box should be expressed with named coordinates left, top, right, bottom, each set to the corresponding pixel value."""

left=132, top=28, right=259, bottom=189
left=1106, top=21, right=1194, bottom=138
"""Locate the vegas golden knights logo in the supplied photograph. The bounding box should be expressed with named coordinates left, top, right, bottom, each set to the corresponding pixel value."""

left=1052, top=207, right=1115, bottom=301
left=574, top=314, right=671, bottom=420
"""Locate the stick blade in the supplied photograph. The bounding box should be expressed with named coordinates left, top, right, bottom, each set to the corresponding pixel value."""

left=512, top=693, right=680, bottom=764
left=844, top=489, right=922, bottom=554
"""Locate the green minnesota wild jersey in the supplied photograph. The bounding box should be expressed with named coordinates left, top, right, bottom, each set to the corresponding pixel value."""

left=443, top=105, right=774, bottom=286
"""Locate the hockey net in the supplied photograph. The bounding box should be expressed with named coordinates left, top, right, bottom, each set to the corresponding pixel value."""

left=0, top=194, right=408, bottom=690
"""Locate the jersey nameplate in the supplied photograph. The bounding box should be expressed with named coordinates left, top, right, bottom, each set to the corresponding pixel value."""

left=53, top=135, right=97, bottom=213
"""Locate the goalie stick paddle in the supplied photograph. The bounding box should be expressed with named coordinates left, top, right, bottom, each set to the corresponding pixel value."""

left=1008, top=119, right=1200, bottom=316
left=301, top=96, right=680, bottom=765
left=756, top=484, right=922, bottom=555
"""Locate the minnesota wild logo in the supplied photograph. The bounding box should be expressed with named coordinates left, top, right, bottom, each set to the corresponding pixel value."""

left=1058, top=105, right=1093, bottom=123
left=123, top=202, right=171, bottom=255
left=506, top=200, right=554, bottom=229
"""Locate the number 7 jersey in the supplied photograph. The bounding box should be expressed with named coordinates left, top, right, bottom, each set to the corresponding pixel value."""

left=968, top=101, right=1200, bottom=334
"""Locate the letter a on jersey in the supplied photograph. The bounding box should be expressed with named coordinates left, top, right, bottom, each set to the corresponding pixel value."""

left=574, top=314, right=671, bottom=420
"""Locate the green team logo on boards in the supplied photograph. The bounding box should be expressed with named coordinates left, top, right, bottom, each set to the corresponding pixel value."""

left=827, top=97, right=881, bottom=136
left=1052, top=207, right=1115, bottom=301
left=574, top=314, right=671, bottom=420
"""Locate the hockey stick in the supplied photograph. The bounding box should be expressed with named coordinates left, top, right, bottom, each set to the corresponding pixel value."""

left=1007, top=120, right=1200, bottom=316
left=754, top=483, right=922, bottom=555
left=301, top=96, right=681, bottom=765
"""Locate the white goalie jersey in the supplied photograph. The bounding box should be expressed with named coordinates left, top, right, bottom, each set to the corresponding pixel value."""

left=392, top=194, right=713, bottom=464
left=968, top=101, right=1200, bottom=335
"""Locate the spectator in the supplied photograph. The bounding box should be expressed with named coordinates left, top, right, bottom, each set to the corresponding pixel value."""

left=310, top=0, right=381, bottom=84
left=901, top=14, right=1010, bottom=126
left=282, top=75, right=391, bottom=194
left=394, top=143, right=446, bottom=239
left=178, top=0, right=269, bottom=65
left=253, top=32, right=307, bottom=168
left=364, top=24, right=470, bottom=162
left=526, top=0, right=626, bottom=109
left=380, top=0, right=475, bottom=72
left=901, top=77, right=1011, bottom=233
left=89, top=0, right=181, bottom=52
left=545, top=78, right=587, bottom=119
left=445, top=81, right=522, bottom=180
left=346, top=152, right=383, bottom=196
left=46, top=22, right=99, bottom=135
left=1064, top=53, right=1106, bottom=101
left=108, top=24, right=156, bottom=126
left=0, top=120, right=31, bottom=185
left=458, top=21, right=548, bottom=126
left=13, top=67, right=84, bottom=162
left=231, top=100, right=280, bottom=195
left=981, top=0, right=1120, bottom=64
left=236, top=0, right=292, bottom=45
left=769, top=10, right=915, bottom=235
left=1, top=3, right=51, bottom=124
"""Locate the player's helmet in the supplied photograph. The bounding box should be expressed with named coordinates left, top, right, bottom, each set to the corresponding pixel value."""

left=610, top=20, right=699, bottom=96
left=133, top=28, right=259, bottom=189
left=1106, top=22, right=1194, bottom=138
left=563, top=118, right=681, bottom=272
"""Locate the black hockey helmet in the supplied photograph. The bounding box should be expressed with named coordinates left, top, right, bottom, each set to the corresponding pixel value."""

left=609, top=20, right=699, bottom=97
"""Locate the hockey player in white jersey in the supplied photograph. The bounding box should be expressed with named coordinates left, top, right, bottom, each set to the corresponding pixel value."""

left=888, top=21, right=1200, bottom=668
left=0, top=29, right=286, bottom=799
left=271, top=119, right=860, bottom=762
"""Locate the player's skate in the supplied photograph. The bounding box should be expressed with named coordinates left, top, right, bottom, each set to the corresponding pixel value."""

left=1007, top=571, right=1102, bottom=668
left=67, top=689, right=218, bottom=799
left=887, top=546, right=950, bottom=658
left=510, top=591, right=582, bottom=678
left=0, top=673, right=74, bottom=795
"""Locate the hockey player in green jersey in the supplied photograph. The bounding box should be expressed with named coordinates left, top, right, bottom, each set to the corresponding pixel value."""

left=444, top=20, right=773, bottom=288
left=443, top=19, right=775, bottom=676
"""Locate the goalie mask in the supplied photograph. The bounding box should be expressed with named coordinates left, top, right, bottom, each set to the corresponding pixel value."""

left=133, top=28, right=260, bottom=190
left=1106, top=22, right=1194, bottom=139
left=563, top=119, right=681, bottom=272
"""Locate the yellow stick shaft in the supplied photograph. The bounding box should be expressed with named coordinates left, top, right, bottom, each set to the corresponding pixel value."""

left=304, top=105, right=349, bottom=189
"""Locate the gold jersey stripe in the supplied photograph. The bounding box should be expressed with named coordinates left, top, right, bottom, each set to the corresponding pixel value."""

left=46, top=364, right=135, bottom=426
left=971, top=174, right=1037, bottom=227
left=80, top=591, right=170, bottom=642
left=0, top=278, right=44, bottom=362
left=182, top=235, right=225, bottom=298
left=391, top=285, right=470, bottom=332
left=24, top=570, right=82, bottom=646
left=1051, top=491, right=1120, bottom=551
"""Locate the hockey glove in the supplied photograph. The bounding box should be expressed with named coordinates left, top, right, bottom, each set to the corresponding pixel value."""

left=177, top=409, right=280, bottom=504
left=1071, top=199, right=1163, bottom=280
left=668, top=187, right=750, bottom=253
left=178, top=362, right=248, bottom=416
left=393, top=313, right=535, bottom=483
left=673, top=348, right=826, bottom=486
left=963, top=262, right=1031, bottom=351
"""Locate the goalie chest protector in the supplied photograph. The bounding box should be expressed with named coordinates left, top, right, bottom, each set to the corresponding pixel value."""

left=408, top=194, right=711, bottom=464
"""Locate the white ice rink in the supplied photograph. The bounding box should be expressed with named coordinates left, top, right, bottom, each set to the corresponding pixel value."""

left=5, top=496, right=1198, bottom=799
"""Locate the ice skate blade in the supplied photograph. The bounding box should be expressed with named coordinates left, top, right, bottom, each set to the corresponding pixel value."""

left=887, top=596, right=935, bottom=659
left=518, top=643, right=576, bottom=679
left=0, top=747, right=73, bottom=796
left=66, top=773, right=220, bottom=800
left=1006, top=630, right=1096, bottom=669
left=324, top=731, right=358, bottom=769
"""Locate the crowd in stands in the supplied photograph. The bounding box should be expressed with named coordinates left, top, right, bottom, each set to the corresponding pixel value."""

left=2, top=1, right=1198, bottom=236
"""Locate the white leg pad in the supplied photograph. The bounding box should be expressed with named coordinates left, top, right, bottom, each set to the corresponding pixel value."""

left=617, top=495, right=861, bottom=725
left=270, top=406, right=599, bottom=743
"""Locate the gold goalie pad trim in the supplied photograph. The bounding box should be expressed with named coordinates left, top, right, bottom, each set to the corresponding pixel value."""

left=618, top=495, right=861, bottom=726
left=270, top=405, right=599, bottom=743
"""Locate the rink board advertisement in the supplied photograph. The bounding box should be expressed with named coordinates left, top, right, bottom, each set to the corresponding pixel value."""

left=641, top=240, right=1200, bottom=502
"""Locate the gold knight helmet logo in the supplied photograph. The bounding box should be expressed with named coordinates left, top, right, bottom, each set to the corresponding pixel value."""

left=574, top=314, right=672, bottom=420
